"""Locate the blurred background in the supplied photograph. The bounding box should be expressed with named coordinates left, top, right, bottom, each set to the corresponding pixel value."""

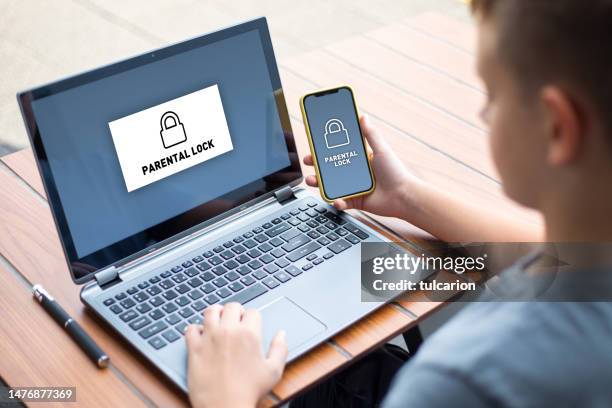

left=0, top=0, right=468, bottom=157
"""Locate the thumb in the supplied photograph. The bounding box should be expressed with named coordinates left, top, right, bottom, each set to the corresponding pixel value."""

left=266, top=330, right=288, bottom=381
left=360, top=114, right=389, bottom=154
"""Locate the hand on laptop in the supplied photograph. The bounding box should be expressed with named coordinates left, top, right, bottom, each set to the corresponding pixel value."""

left=186, top=303, right=288, bottom=408
left=304, top=115, right=416, bottom=218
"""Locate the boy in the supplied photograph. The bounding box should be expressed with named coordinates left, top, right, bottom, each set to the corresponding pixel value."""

left=185, top=0, right=612, bottom=406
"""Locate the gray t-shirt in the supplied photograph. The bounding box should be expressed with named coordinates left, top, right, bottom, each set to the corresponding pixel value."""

left=383, top=258, right=612, bottom=408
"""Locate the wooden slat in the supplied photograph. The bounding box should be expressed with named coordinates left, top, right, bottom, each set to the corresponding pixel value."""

left=0, top=163, right=189, bottom=408
left=0, top=264, right=146, bottom=408
left=365, top=22, right=482, bottom=90
left=325, top=36, right=484, bottom=130
left=1, top=148, right=45, bottom=196
left=404, top=12, right=477, bottom=55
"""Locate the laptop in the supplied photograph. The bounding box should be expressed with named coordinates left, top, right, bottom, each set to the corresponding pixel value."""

left=17, top=17, right=389, bottom=392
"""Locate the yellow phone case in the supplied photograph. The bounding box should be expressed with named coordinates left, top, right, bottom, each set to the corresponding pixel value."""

left=299, top=85, right=376, bottom=203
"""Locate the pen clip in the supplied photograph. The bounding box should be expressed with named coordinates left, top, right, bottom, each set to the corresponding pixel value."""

left=32, top=284, right=53, bottom=302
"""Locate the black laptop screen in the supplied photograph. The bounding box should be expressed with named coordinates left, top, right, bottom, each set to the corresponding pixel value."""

left=18, top=18, right=301, bottom=283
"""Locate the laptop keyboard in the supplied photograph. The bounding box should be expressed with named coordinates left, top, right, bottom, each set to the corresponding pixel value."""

left=100, top=200, right=370, bottom=350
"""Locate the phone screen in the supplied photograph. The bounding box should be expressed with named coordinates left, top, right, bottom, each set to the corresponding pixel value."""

left=302, top=87, right=374, bottom=201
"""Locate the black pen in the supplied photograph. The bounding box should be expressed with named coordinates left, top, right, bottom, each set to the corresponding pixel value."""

left=32, top=284, right=109, bottom=368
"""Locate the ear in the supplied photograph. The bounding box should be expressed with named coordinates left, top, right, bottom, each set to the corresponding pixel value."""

left=540, top=86, right=583, bottom=166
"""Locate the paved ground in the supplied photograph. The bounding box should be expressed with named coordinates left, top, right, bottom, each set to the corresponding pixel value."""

left=0, top=0, right=468, bottom=156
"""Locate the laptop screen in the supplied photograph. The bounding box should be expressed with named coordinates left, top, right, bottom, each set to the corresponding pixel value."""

left=18, top=18, right=301, bottom=283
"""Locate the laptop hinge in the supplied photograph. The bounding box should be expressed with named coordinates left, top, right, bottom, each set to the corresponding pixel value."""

left=94, top=266, right=120, bottom=287
left=274, top=186, right=296, bottom=204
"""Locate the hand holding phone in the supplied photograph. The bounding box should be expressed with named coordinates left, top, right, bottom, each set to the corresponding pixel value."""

left=300, top=86, right=375, bottom=202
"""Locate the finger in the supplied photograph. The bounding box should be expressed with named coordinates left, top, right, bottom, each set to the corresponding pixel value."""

left=242, top=309, right=262, bottom=335
left=220, top=302, right=244, bottom=326
left=333, top=199, right=350, bottom=211
left=305, top=175, right=319, bottom=187
left=203, top=304, right=222, bottom=330
left=303, top=155, right=314, bottom=166
left=360, top=115, right=389, bottom=154
left=185, top=325, right=203, bottom=354
left=266, top=330, right=288, bottom=381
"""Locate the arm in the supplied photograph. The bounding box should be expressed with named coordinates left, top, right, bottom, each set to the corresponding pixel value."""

left=304, top=115, right=543, bottom=243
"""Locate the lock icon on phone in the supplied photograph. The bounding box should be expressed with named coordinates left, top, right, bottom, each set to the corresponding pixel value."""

left=160, top=111, right=187, bottom=149
left=324, top=118, right=350, bottom=149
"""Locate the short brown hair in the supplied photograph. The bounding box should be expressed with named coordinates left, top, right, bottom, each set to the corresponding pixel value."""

left=471, top=0, right=612, bottom=130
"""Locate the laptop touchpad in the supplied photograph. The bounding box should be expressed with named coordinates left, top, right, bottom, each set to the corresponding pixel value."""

left=260, top=297, right=327, bottom=351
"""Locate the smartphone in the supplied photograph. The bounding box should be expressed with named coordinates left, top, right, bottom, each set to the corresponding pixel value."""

left=300, top=86, right=375, bottom=202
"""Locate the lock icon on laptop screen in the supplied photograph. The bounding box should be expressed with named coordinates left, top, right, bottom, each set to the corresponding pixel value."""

left=324, top=119, right=350, bottom=149
left=160, top=111, right=187, bottom=149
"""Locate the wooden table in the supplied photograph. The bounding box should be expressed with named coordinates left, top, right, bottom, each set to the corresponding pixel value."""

left=0, top=12, right=540, bottom=407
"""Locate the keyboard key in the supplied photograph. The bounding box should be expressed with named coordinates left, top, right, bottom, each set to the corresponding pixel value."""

left=306, top=209, right=318, bottom=217
left=192, top=300, right=207, bottom=311
left=162, top=329, right=181, bottom=343
left=236, top=265, right=251, bottom=276
left=253, top=269, right=267, bottom=280
left=264, top=264, right=279, bottom=274
left=134, top=292, right=149, bottom=303
left=243, top=232, right=254, bottom=238
left=185, top=267, right=199, bottom=277
left=335, top=228, right=348, bottom=237
left=187, top=277, right=203, bottom=288
left=313, top=258, right=324, bottom=265
left=162, top=303, right=178, bottom=313
left=297, top=213, right=310, bottom=222
left=159, top=279, right=175, bottom=290
left=281, top=228, right=301, bottom=241
left=306, top=220, right=319, bottom=229
left=248, top=259, right=263, bottom=270
left=307, top=231, right=320, bottom=239
left=288, top=218, right=301, bottom=226
left=209, top=256, right=223, bottom=266
left=103, top=298, right=115, bottom=306
left=149, top=309, right=165, bottom=320
left=233, top=236, right=245, bottom=243
left=221, top=283, right=268, bottom=305
left=188, top=289, right=204, bottom=300
left=149, top=336, right=167, bottom=350
left=135, top=283, right=147, bottom=291
left=220, top=250, right=235, bottom=260
left=225, top=271, right=240, bottom=281
left=247, top=249, right=262, bottom=258
left=196, top=262, right=211, bottom=271
left=201, top=271, right=215, bottom=282
left=269, top=237, right=284, bottom=247
left=120, top=298, right=136, bottom=309
left=315, top=206, right=327, bottom=214
left=346, top=234, right=361, bottom=245
left=306, top=201, right=317, bottom=207
left=281, top=213, right=291, bottom=220
left=213, top=246, right=224, bottom=253
left=243, top=239, right=257, bottom=249
left=110, top=304, right=122, bottom=314
left=161, top=271, right=172, bottom=278
left=274, top=271, right=291, bottom=283
left=171, top=266, right=183, bottom=273
left=149, top=276, right=161, bottom=284
left=343, top=223, right=370, bottom=239
left=172, top=273, right=187, bottom=283
left=120, top=310, right=138, bottom=322
left=201, top=283, right=216, bottom=294
left=192, top=255, right=204, bottom=263
left=254, top=234, right=268, bottom=243
left=115, top=292, right=127, bottom=301
left=224, top=260, right=239, bottom=270
left=217, top=287, right=232, bottom=298
left=150, top=296, right=165, bottom=307
left=285, top=265, right=302, bottom=277
left=328, top=239, right=351, bottom=254
left=130, top=316, right=151, bottom=330
left=265, top=222, right=291, bottom=237
left=290, top=209, right=300, bottom=215
left=271, top=248, right=286, bottom=258
left=182, top=261, right=193, bottom=268
left=213, top=277, right=228, bottom=287
left=324, top=212, right=346, bottom=225
left=253, top=227, right=263, bottom=234
left=136, top=303, right=152, bottom=314
left=240, top=275, right=256, bottom=286
left=228, top=282, right=244, bottom=292
left=138, top=321, right=168, bottom=339
left=203, top=250, right=214, bottom=258
left=306, top=253, right=318, bottom=261
left=236, top=254, right=250, bottom=264
left=282, top=234, right=310, bottom=252
left=176, top=283, right=190, bottom=294
left=302, top=263, right=313, bottom=271
left=318, top=237, right=331, bottom=246
left=262, top=222, right=273, bottom=229
left=323, top=252, right=334, bottom=259
left=223, top=241, right=234, bottom=248
left=263, top=277, right=280, bottom=289
left=272, top=218, right=282, bottom=224
left=316, top=226, right=330, bottom=235
left=179, top=307, right=194, bottom=318
left=286, top=241, right=321, bottom=262
left=258, top=242, right=273, bottom=252
left=165, top=313, right=181, bottom=325
left=326, top=232, right=340, bottom=241
left=204, top=294, right=220, bottom=305
left=212, top=266, right=227, bottom=276
left=188, top=315, right=203, bottom=325
left=176, top=295, right=190, bottom=306
left=127, top=287, right=138, bottom=295
left=231, top=244, right=247, bottom=254
left=162, top=289, right=178, bottom=301
left=176, top=322, right=189, bottom=334
left=275, top=258, right=290, bottom=268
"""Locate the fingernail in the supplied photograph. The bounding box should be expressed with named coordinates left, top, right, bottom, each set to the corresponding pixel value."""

left=278, top=330, right=286, bottom=341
